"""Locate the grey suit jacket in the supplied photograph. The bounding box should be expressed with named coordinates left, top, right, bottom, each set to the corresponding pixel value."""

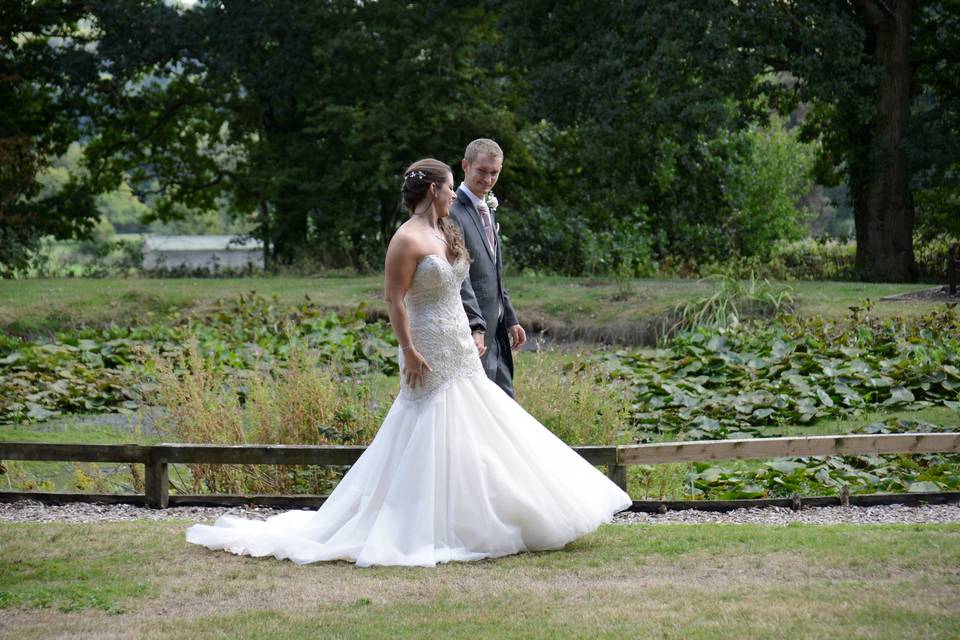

left=449, top=187, right=518, bottom=338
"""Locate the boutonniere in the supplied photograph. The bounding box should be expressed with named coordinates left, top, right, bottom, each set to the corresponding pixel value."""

left=484, top=191, right=498, bottom=212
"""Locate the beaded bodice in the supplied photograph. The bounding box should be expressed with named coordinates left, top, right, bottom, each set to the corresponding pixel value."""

left=399, top=254, right=484, bottom=402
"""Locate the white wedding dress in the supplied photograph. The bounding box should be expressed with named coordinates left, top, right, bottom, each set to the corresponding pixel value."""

left=186, top=254, right=631, bottom=567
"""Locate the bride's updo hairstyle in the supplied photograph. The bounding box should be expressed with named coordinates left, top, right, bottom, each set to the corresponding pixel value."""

left=401, top=158, right=469, bottom=261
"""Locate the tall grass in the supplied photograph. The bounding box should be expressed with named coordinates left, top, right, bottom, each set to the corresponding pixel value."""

left=148, top=345, right=636, bottom=495
left=515, top=349, right=630, bottom=446
left=671, top=272, right=794, bottom=335
left=149, top=341, right=385, bottom=495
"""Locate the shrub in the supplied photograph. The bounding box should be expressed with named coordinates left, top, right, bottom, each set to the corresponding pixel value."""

left=500, top=205, right=657, bottom=277
left=24, top=236, right=144, bottom=278
left=752, top=237, right=858, bottom=281
left=723, top=118, right=816, bottom=261
left=915, top=235, right=960, bottom=282
left=706, top=235, right=954, bottom=283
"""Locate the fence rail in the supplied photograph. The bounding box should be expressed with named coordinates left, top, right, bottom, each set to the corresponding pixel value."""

left=2, top=432, right=958, bottom=509
left=616, top=433, right=960, bottom=464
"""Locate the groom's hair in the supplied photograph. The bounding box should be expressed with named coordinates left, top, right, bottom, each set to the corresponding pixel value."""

left=464, top=138, right=503, bottom=162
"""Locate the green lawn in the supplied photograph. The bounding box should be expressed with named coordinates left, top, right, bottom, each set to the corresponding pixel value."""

left=0, top=275, right=939, bottom=338
left=0, top=521, right=957, bottom=639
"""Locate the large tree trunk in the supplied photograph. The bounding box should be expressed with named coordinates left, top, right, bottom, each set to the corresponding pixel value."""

left=851, top=0, right=916, bottom=282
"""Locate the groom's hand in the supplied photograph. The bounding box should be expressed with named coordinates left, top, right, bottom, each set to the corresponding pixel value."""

left=508, top=324, right=526, bottom=351
left=472, top=330, right=487, bottom=357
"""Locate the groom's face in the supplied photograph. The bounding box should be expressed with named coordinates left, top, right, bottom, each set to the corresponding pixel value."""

left=461, top=153, right=502, bottom=198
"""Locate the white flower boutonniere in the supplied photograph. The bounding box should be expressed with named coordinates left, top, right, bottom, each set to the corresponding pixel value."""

left=484, top=192, right=498, bottom=211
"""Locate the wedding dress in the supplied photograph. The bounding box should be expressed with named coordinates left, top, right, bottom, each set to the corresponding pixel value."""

left=186, top=254, right=631, bottom=567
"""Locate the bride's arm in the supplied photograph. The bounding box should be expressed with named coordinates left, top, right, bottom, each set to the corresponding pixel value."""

left=384, top=235, right=432, bottom=387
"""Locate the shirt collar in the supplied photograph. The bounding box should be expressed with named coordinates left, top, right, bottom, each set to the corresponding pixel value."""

left=458, top=182, right=483, bottom=209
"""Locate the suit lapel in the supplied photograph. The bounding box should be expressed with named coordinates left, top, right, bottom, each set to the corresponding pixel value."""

left=458, top=188, right=495, bottom=262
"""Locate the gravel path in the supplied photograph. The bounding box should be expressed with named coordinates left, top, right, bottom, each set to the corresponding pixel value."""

left=1, top=499, right=958, bottom=526
left=613, top=503, right=960, bottom=525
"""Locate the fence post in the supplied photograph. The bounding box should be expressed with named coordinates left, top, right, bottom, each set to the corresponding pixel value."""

left=607, top=462, right=628, bottom=493
left=145, top=449, right=169, bottom=509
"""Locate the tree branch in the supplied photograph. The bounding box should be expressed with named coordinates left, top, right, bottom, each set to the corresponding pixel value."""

left=135, top=173, right=226, bottom=199
left=89, top=93, right=214, bottom=183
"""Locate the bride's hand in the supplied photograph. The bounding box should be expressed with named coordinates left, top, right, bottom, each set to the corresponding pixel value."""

left=472, top=330, right=487, bottom=357
left=403, top=348, right=432, bottom=388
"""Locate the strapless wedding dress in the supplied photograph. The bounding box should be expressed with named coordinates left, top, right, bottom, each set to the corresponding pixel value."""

left=186, top=254, right=631, bottom=567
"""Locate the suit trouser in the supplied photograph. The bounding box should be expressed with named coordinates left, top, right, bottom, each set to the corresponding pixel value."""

left=482, top=320, right=515, bottom=399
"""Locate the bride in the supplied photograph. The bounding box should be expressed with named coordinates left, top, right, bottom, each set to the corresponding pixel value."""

left=186, top=158, right=631, bottom=567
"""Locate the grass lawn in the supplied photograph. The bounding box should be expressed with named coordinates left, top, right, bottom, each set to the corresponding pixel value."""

left=0, top=275, right=940, bottom=338
left=0, top=521, right=957, bottom=639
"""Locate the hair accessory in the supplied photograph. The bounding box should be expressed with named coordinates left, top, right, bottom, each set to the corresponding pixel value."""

left=405, top=170, right=427, bottom=181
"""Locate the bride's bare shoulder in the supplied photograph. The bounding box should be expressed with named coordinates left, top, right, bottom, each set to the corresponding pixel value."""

left=387, top=222, right=431, bottom=259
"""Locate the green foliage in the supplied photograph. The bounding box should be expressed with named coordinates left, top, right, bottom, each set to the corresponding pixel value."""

left=497, top=119, right=816, bottom=275
left=914, top=236, right=960, bottom=282
left=693, top=236, right=950, bottom=283
left=498, top=0, right=959, bottom=281
left=603, top=305, right=960, bottom=441
left=27, top=235, right=143, bottom=278
left=495, top=1, right=841, bottom=269
left=4, top=290, right=958, bottom=500
left=671, top=274, right=795, bottom=334
left=0, top=335, right=137, bottom=424
left=4, top=1, right=958, bottom=281
left=514, top=350, right=630, bottom=446
left=688, top=419, right=960, bottom=499
left=602, top=304, right=960, bottom=498
left=149, top=342, right=385, bottom=495
left=753, top=238, right=858, bottom=282
left=69, top=0, right=525, bottom=270
left=0, top=292, right=398, bottom=425
left=910, top=3, right=960, bottom=244
left=0, top=2, right=104, bottom=275
left=724, top=119, right=816, bottom=260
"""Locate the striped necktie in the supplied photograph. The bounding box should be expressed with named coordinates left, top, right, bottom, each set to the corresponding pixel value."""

left=477, top=199, right=496, bottom=251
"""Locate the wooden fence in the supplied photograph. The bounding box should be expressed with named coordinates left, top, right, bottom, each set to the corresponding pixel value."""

left=2, top=432, right=959, bottom=510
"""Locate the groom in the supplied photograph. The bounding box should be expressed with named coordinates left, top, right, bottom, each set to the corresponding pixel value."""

left=450, top=138, right=526, bottom=398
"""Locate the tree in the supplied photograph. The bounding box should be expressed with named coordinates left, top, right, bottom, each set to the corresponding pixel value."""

left=499, top=0, right=955, bottom=281
left=0, top=1, right=100, bottom=274
left=847, top=0, right=917, bottom=281
left=495, top=0, right=787, bottom=269
left=770, top=1, right=960, bottom=281
left=7, top=0, right=951, bottom=279
left=910, top=1, right=960, bottom=243
left=77, top=0, right=522, bottom=269
left=299, top=0, right=524, bottom=269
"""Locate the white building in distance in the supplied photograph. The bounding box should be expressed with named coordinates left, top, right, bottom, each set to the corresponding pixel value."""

left=142, top=235, right=264, bottom=272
